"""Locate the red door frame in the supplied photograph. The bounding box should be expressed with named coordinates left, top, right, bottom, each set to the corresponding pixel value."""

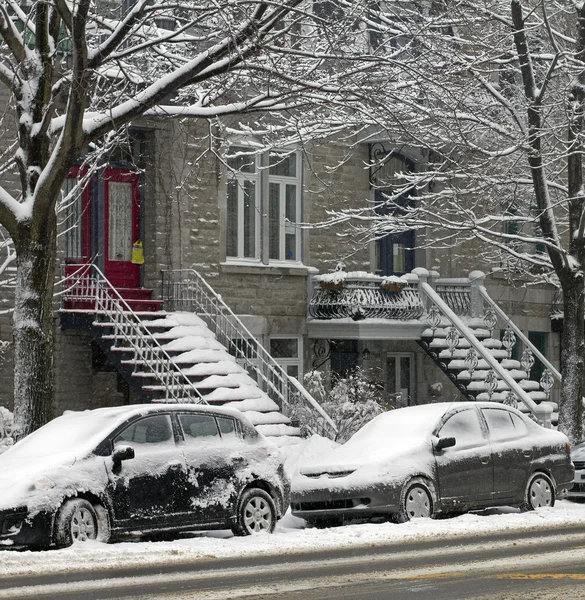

left=103, top=168, right=142, bottom=289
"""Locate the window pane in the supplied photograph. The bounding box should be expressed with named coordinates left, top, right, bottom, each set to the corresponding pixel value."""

left=108, top=181, right=133, bottom=261
left=393, top=243, right=406, bottom=273
left=285, top=184, right=297, bottom=260
left=285, top=234, right=296, bottom=260
left=270, top=338, right=299, bottom=359
left=227, top=146, right=256, bottom=173
left=287, top=365, right=299, bottom=378
left=217, top=417, right=237, bottom=439
left=226, top=180, right=238, bottom=257
left=243, top=180, right=257, bottom=258
left=64, top=178, right=83, bottom=259
left=269, top=152, right=296, bottom=177
left=285, top=184, right=297, bottom=221
left=439, top=410, right=484, bottom=445
left=179, top=413, right=220, bottom=439
left=482, top=409, right=516, bottom=441
left=269, top=182, right=280, bottom=259
left=115, top=414, right=173, bottom=446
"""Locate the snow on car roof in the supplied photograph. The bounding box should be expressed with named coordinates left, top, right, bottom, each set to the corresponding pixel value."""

left=0, top=403, right=249, bottom=462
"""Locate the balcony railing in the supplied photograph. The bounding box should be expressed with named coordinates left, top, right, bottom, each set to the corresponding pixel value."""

left=309, top=271, right=424, bottom=320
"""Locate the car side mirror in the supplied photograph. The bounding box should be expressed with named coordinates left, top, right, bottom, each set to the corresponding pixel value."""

left=434, top=436, right=456, bottom=452
left=112, top=444, right=135, bottom=473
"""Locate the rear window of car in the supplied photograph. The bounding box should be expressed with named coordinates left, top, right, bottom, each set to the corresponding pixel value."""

left=179, top=414, right=220, bottom=439
left=177, top=413, right=241, bottom=442
left=482, top=408, right=528, bottom=441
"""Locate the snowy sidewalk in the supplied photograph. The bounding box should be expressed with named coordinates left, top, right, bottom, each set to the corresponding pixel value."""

left=2, top=501, right=585, bottom=577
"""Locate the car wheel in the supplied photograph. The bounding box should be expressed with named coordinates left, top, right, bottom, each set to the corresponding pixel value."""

left=232, top=488, right=277, bottom=536
left=521, top=473, right=555, bottom=511
left=54, top=498, right=106, bottom=547
left=396, top=478, right=435, bottom=523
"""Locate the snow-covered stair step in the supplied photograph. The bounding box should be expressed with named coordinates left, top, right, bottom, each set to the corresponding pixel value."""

left=457, top=369, right=528, bottom=382
left=440, top=347, right=509, bottom=361
left=430, top=338, right=472, bottom=349
left=518, top=380, right=540, bottom=391
left=527, top=391, right=550, bottom=402
left=255, top=423, right=301, bottom=438
left=422, top=326, right=492, bottom=339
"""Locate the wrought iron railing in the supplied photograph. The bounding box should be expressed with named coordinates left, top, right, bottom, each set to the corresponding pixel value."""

left=60, top=264, right=207, bottom=404
left=309, top=272, right=424, bottom=320
left=435, top=280, right=472, bottom=316
left=478, top=285, right=560, bottom=400
left=160, top=269, right=337, bottom=438
left=422, top=282, right=552, bottom=427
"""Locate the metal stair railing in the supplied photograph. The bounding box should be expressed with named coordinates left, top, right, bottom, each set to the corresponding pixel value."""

left=161, top=269, right=338, bottom=438
left=421, top=282, right=552, bottom=427
left=61, top=264, right=207, bottom=405
left=479, top=286, right=561, bottom=382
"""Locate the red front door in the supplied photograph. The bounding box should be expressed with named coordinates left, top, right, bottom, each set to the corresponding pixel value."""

left=103, top=169, right=141, bottom=289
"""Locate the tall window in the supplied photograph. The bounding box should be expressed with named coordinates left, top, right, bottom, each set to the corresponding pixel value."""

left=371, top=152, right=416, bottom=276
left=269, top=152, right=301, bottom=261
left=226, top=147, right=302, bottom=264
left=226, top=148, right=260, bottom=260
left=63, top=169, right=90, bottom=261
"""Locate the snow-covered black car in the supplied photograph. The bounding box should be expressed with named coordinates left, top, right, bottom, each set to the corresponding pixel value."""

left=0, top=404, right=290, bottom=549
left=291, top=402, right=573, bottom=526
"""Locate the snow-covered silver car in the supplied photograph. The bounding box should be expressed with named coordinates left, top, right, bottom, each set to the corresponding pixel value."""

left=291, top=402, right=573, bottom=525
left=568, top=441, right=585, bottom=499
left=0, top=404, right=290, bottom=549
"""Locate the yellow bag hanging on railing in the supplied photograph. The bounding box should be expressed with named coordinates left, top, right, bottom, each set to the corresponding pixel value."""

left=131, top=240, right=144, bottom=264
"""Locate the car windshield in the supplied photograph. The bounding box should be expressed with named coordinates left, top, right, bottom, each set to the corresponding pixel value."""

left=348, top=403, right=448, bottom=446
left=4, top=409, right=126, bottom=459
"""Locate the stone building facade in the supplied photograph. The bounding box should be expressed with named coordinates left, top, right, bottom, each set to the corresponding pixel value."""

left=0, top=111, right=560, bottom=419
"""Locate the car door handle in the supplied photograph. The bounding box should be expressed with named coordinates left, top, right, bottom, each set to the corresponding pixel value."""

left=480, top=456, right=490, bottom=465
left=523, top=450, right=532, bottom=457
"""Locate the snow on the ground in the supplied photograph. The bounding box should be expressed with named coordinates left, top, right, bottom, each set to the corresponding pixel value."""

left=2, top=434, right=585, bottom=577
left=2, top=502, right=585, bottom=577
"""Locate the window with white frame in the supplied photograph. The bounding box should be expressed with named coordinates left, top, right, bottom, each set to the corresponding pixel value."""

left=226, top=147, right=302, bottom=264
left=270, top=336, right=303, bottom=380
left=269, top=152, right=301, bottom=261
left=226, top=148, right=260, bottom=260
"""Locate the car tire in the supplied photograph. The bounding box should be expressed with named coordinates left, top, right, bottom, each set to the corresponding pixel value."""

left=521, top=472, right=555, bottom=511
left=396, top=478, right=435, bottom=523
left=231, top=488, right=277, bottom=536
left=54, top=498, right=107, bottom=547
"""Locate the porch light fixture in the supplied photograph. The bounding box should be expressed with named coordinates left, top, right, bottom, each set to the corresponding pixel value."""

left=362, top=347, right=371, bottom=361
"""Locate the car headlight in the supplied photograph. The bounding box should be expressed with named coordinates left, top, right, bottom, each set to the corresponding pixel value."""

left=32, top=477, right=56, bottom=491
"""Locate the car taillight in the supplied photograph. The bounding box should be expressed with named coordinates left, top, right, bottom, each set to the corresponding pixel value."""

left=567, top=442, right=571, bottom=456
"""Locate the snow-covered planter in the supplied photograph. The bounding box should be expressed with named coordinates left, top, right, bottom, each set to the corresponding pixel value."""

left=380, top=275, right=409, bottom=292
left=0, top=407, right=14, bottom=455
left=314, top=271, right=347, bottom=292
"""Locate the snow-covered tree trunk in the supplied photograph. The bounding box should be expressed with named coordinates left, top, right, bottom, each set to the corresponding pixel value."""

left=559, top=281, right=585, bottom=442
left=12, top=213, right=57, bottom=440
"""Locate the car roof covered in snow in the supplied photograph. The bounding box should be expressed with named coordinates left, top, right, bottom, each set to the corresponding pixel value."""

left=1, top=403, right=257, bottom=463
